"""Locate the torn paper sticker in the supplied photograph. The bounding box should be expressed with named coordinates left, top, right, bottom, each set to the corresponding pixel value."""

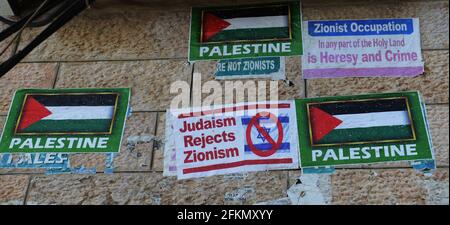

left=163, top=109, right=178, bottom=176
left=254, top=197, right=291, bottom=205
left=224, top=187, right=254, bottom=202
left=0, top=153, right=69, bottom=169
left=287, top=173, right=332, bottom=205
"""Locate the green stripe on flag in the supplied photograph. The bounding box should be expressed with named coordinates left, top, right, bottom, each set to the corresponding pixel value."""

left=316, top=125, right=414, bottom=145
left=208, top=27, right=289, bottom=42
left=21, top=119, right=112, bottom=133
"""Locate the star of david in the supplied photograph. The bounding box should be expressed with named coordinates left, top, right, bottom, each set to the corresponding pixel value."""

left=256, top=126, right=271, bottom=143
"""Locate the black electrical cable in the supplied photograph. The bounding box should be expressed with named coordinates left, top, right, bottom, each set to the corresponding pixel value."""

left=0, top=1, right=75, bottom=42
left=28, top=1, right=77, bottom=27
left=0, top=16, right=17, bottom=25
left=0, top=0, right=71, bottom=27
left=0, top=0, right=50, bottom=57
left=0, top=0, right=95, bottom=78
left=2, top=1, right=73, bottom=28
left=0, top=15, right=32, bottom=41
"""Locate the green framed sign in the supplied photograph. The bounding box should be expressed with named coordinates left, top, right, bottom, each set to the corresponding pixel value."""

left=295, top=91, right=434, bottom=168
left=188, top=1, right=303, bottom=62
left=0, top=88, right=131, bottom=153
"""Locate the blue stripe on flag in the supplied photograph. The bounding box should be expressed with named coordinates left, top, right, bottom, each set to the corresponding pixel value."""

left=244, top=143, right=290, bottom=152
left=241, top=116, right=289, bottom=125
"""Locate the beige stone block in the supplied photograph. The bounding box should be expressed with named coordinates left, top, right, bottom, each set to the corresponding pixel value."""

left=152, top=112, right=165, bottom=172
left=192, top=56, right=304, bottom=105
left=14, top=1, right=449, bottom=62
left=306, top=51, right=449, bottom=104
left=174, top=171, right=288, bottom=205
left=331, top=168, right=449, bottom=205
left=56, top=60, right=191, bottom=111
left=91, top=0, right=449, bottom=13
left=0, top=175, right=29, bottom=205
left=427, top=105, right=449, bottom=166
left=26, top=173, right=177, bottom=205
left=115, top=112, right=157, bottom=171
left=69, top=154, right=106, bottom=171
left=281, top=57, right=305, bottom=100
left=303, top=1, right=449, bottom=49
left=0, top=165, right=49, bottom=175
left=0, top=63, right=57, bottom=115
left=114, top=0, right=292, bottom=8
left=0, top=22, right=14, bottom=62
left=19, top=5, right=190, bottom=61
left=70, top=112, right=157, bottom=172
left=88, top=0, right=356, bottom=9
left=27, top=171, right=287, bottom=205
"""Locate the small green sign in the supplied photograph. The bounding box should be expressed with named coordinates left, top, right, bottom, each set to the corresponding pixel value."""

left=295, top=91, right=434, bottom=168
left=188, top=1, right=303, bottom=62
left=215, top=57, right=285, bottom=79
left=0, top=88, right=131, bottom=153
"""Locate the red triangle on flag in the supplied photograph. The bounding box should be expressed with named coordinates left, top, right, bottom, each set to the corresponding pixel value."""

left=309, top=107, right=343, bottom=143
left=202, top=13, right=230, bottom=42
left=17, top=96, right=52, bottom=131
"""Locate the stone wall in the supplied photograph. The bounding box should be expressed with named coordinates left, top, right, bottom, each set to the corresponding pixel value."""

left=0, top=0, right=448, bottom=205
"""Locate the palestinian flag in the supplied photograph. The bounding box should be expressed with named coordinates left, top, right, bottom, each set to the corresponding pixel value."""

left=201, top=5, right=290, bottom=43
left=16, top=93, right=118, bottom=134
left=308, top=98, right=414, bottom=145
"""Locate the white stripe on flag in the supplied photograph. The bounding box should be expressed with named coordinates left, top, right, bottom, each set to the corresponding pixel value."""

left=335, top=111, right=410, bottom=129
left=43, top=106, right=114, bottom=120
left=224, top=16, right=288, bottom=30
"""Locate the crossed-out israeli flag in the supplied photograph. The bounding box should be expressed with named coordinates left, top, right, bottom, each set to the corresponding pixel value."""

left=241, top=114, right=291, bottom=154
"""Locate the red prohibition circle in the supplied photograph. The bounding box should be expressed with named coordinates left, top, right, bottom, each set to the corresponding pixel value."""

left=245, top=111, right=284, bottom=157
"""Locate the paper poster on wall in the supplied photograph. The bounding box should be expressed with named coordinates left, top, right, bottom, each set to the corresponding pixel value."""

left=302, top=18, right=424, bottom=78
left=215, top=57, right=286, bottom=80
left=163, top=110, right=178, bottom=176
left=188, top=1, right=303, bottom=62
left=167, top=101, right=299, bottom=179
left=0, top=88, right=131, bottom=153
left=295, top=91, right=434, bottom=168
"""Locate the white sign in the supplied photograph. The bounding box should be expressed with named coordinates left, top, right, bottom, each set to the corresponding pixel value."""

left=302, top=18, right=424, bottom=78
left=166, top=101, right=299, bottom=179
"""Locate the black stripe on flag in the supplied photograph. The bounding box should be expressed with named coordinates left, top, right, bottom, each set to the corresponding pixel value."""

left=207, top=5, right=289, bottom=19
left=32, top=93, right=117, bottom=106
left=312, top=98, right=408, bottom=115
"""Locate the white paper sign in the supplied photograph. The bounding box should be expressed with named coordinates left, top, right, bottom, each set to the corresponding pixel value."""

left=166, top=101, right=299, bottom=179
left=302, top=18, right=424, bottom=78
